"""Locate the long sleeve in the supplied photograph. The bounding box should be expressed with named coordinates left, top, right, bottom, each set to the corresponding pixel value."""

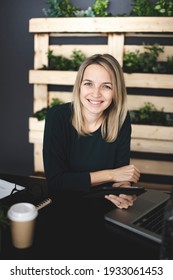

left=43, top=103, right=91, bottom=194
left=114, top=112, right=131, bottom=168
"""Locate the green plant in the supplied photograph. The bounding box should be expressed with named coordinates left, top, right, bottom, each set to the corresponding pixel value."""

left=33, top=98, right=64, bottom=121
left=70, top=50, right=87, bottom=70
left=42, top=0, right=173, bottom=17
left=130, top=0, right=173, bottom=16
left=43, top=0, right=77, bottom=17
left=129, top=102, right=167, bottom=125
left=41, top=49, right=86, bottom=71
left=130, top=0, right=152, bottom=16
left=166, top=56, right=173, bottom=74
left=92, top=0, right=111, bottom=16
left=0, top=206, right=9, bottom=230
left=43, top=0, right=111, bottom=17
left=153, top=0, right=173, bottom=16
left=123, top=43, right=166, bottom=73
left=139, top=102, right=157, bottom=123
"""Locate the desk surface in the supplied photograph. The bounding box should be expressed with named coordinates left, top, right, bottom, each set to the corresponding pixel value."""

left=0, top=174, right=171, bottom=260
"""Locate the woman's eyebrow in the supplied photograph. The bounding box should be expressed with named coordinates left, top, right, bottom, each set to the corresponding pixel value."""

left=82, top=79, right=92, bottom=82
left=82, top=79, right=112, bottom=84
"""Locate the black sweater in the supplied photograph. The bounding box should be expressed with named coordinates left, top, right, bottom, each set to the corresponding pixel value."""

left=43, top=103, right=131, bottom=194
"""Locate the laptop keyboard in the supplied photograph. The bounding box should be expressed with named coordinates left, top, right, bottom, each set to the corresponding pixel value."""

left=134, top=201, right=168, bottom=235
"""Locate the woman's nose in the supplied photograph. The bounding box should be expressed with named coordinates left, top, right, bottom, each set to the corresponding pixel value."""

left=92, top=86, right=101, bottom=97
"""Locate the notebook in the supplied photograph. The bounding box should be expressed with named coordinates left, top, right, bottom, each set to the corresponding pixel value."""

left=0, top=179, right=52, bottom=211
left=104, top=188, right=171, bottom=244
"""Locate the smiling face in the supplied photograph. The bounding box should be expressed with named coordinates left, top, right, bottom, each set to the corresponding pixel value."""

left=80, top=64, right=113, bottom=121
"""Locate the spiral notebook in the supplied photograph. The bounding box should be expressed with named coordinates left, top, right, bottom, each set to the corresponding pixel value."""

left=0, top=179, right=52, bottom=210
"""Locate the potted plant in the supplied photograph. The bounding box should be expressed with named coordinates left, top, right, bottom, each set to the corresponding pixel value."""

left=0, top=205, right=9, bottom=250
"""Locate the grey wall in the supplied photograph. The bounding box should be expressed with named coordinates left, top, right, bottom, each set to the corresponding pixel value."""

left=0, top=0, right=132, bottom=176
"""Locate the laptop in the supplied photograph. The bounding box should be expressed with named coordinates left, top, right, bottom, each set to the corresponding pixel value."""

left=104, top=188, right=171, bottom=244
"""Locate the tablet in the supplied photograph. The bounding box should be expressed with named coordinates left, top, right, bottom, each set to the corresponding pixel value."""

left=83, top=185, right=146, bottom=198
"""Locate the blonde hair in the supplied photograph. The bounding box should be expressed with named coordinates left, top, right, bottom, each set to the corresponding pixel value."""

left=71, top=53, right=127, bottom=142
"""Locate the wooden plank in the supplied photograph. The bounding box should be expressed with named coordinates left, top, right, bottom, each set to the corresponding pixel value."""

left=132, top=124, right=173, bottom=140
left=33, top=144, right=44, bottom=173
left=127, top=95, right=173, bottom=112
left=29, top=131, right=43, bottom=143
left=29, top=118, right=45, bottom=131
left=34, top=34, right=49, bottom=69
left=135, top=181, right=173, bottom=191
left=29, top=70, right=173, bottom=89
left=49, top=44, right=173, bottom=62
left=29, top=70, right=76, bottom=85
left=33, top=84, right=48, bottom=112
left=131, top=138, right=173, bottom=154
left=108, top=33, right=124, bottom=66
left=48, top=44, right=173, bottom=63
left=130, top=158, right=173, bottom=176
left=49, top=45, right=108, bottom=58
left=29, top=17, right=173, bottom=33
left=125, top=73, right=173, bottom=89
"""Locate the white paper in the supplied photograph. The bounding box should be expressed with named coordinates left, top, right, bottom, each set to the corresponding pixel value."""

left=0, top=179, right=25, bottom=199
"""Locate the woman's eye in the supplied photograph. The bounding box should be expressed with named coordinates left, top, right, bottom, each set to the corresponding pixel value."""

left=103, top=84, right=112, bottom=90
left=84, top=82, right=92, bottom=86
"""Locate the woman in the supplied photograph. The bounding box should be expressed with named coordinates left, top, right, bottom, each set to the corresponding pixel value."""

left=43, top=53, right=140, bottom=209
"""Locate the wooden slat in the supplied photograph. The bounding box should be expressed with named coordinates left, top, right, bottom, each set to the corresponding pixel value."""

left=125, top=73, right=173, bottom=89
left=130, top=158, right=173, bottom=176
left=29, top=70, right=76, bottom=85
left=29, top=131, right=43, bottom=143
left=29, top=118, right=45, bottom=130
left=34, top=34, right=49, bottom=69
left=33, top=144, right=44, bottom=173
left=29, top=17, right=173, bottom=33
left=49, top=45, right=108, bottom=58
left=33, top=84, right=48, bottom=112
left=131, top=138, right=173, bottom=154
left=132, top=124, right=173, bottom=141
left=29, top=70, right=173, bottom=89
left=49, top=45, right=173, bottom=62
left=127, top=95, right=173, bottom=112
left=108, top=33, right=124, bottom=66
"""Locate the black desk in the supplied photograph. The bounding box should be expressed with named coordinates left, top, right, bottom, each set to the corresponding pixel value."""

left=0, top=174, right=162, bottom=260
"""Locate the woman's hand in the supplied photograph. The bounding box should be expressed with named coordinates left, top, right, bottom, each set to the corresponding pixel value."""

left=105, top=193, right=137, bottom=209
left=111, top=164, right=141, bottom=184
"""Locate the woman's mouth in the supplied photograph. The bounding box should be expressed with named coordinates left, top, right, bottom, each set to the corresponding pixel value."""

left=88, top=99, right=103, bottom=105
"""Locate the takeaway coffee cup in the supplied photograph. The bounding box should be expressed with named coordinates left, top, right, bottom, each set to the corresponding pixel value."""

left=7, top=202, right=38, bottom=249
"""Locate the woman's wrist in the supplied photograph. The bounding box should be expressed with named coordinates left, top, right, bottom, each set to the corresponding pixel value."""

left=90, top=169, right=114, bottom=186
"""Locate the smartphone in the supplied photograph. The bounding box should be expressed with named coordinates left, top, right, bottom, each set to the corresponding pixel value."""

left=83, top=184, right=145, bottom=198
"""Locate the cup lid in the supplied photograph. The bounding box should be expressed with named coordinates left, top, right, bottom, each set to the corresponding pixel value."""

left=7, top=202, right=38, bottom=222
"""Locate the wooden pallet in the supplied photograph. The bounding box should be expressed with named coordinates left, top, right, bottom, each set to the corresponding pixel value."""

left=28, top=17, right=173, bottom=181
